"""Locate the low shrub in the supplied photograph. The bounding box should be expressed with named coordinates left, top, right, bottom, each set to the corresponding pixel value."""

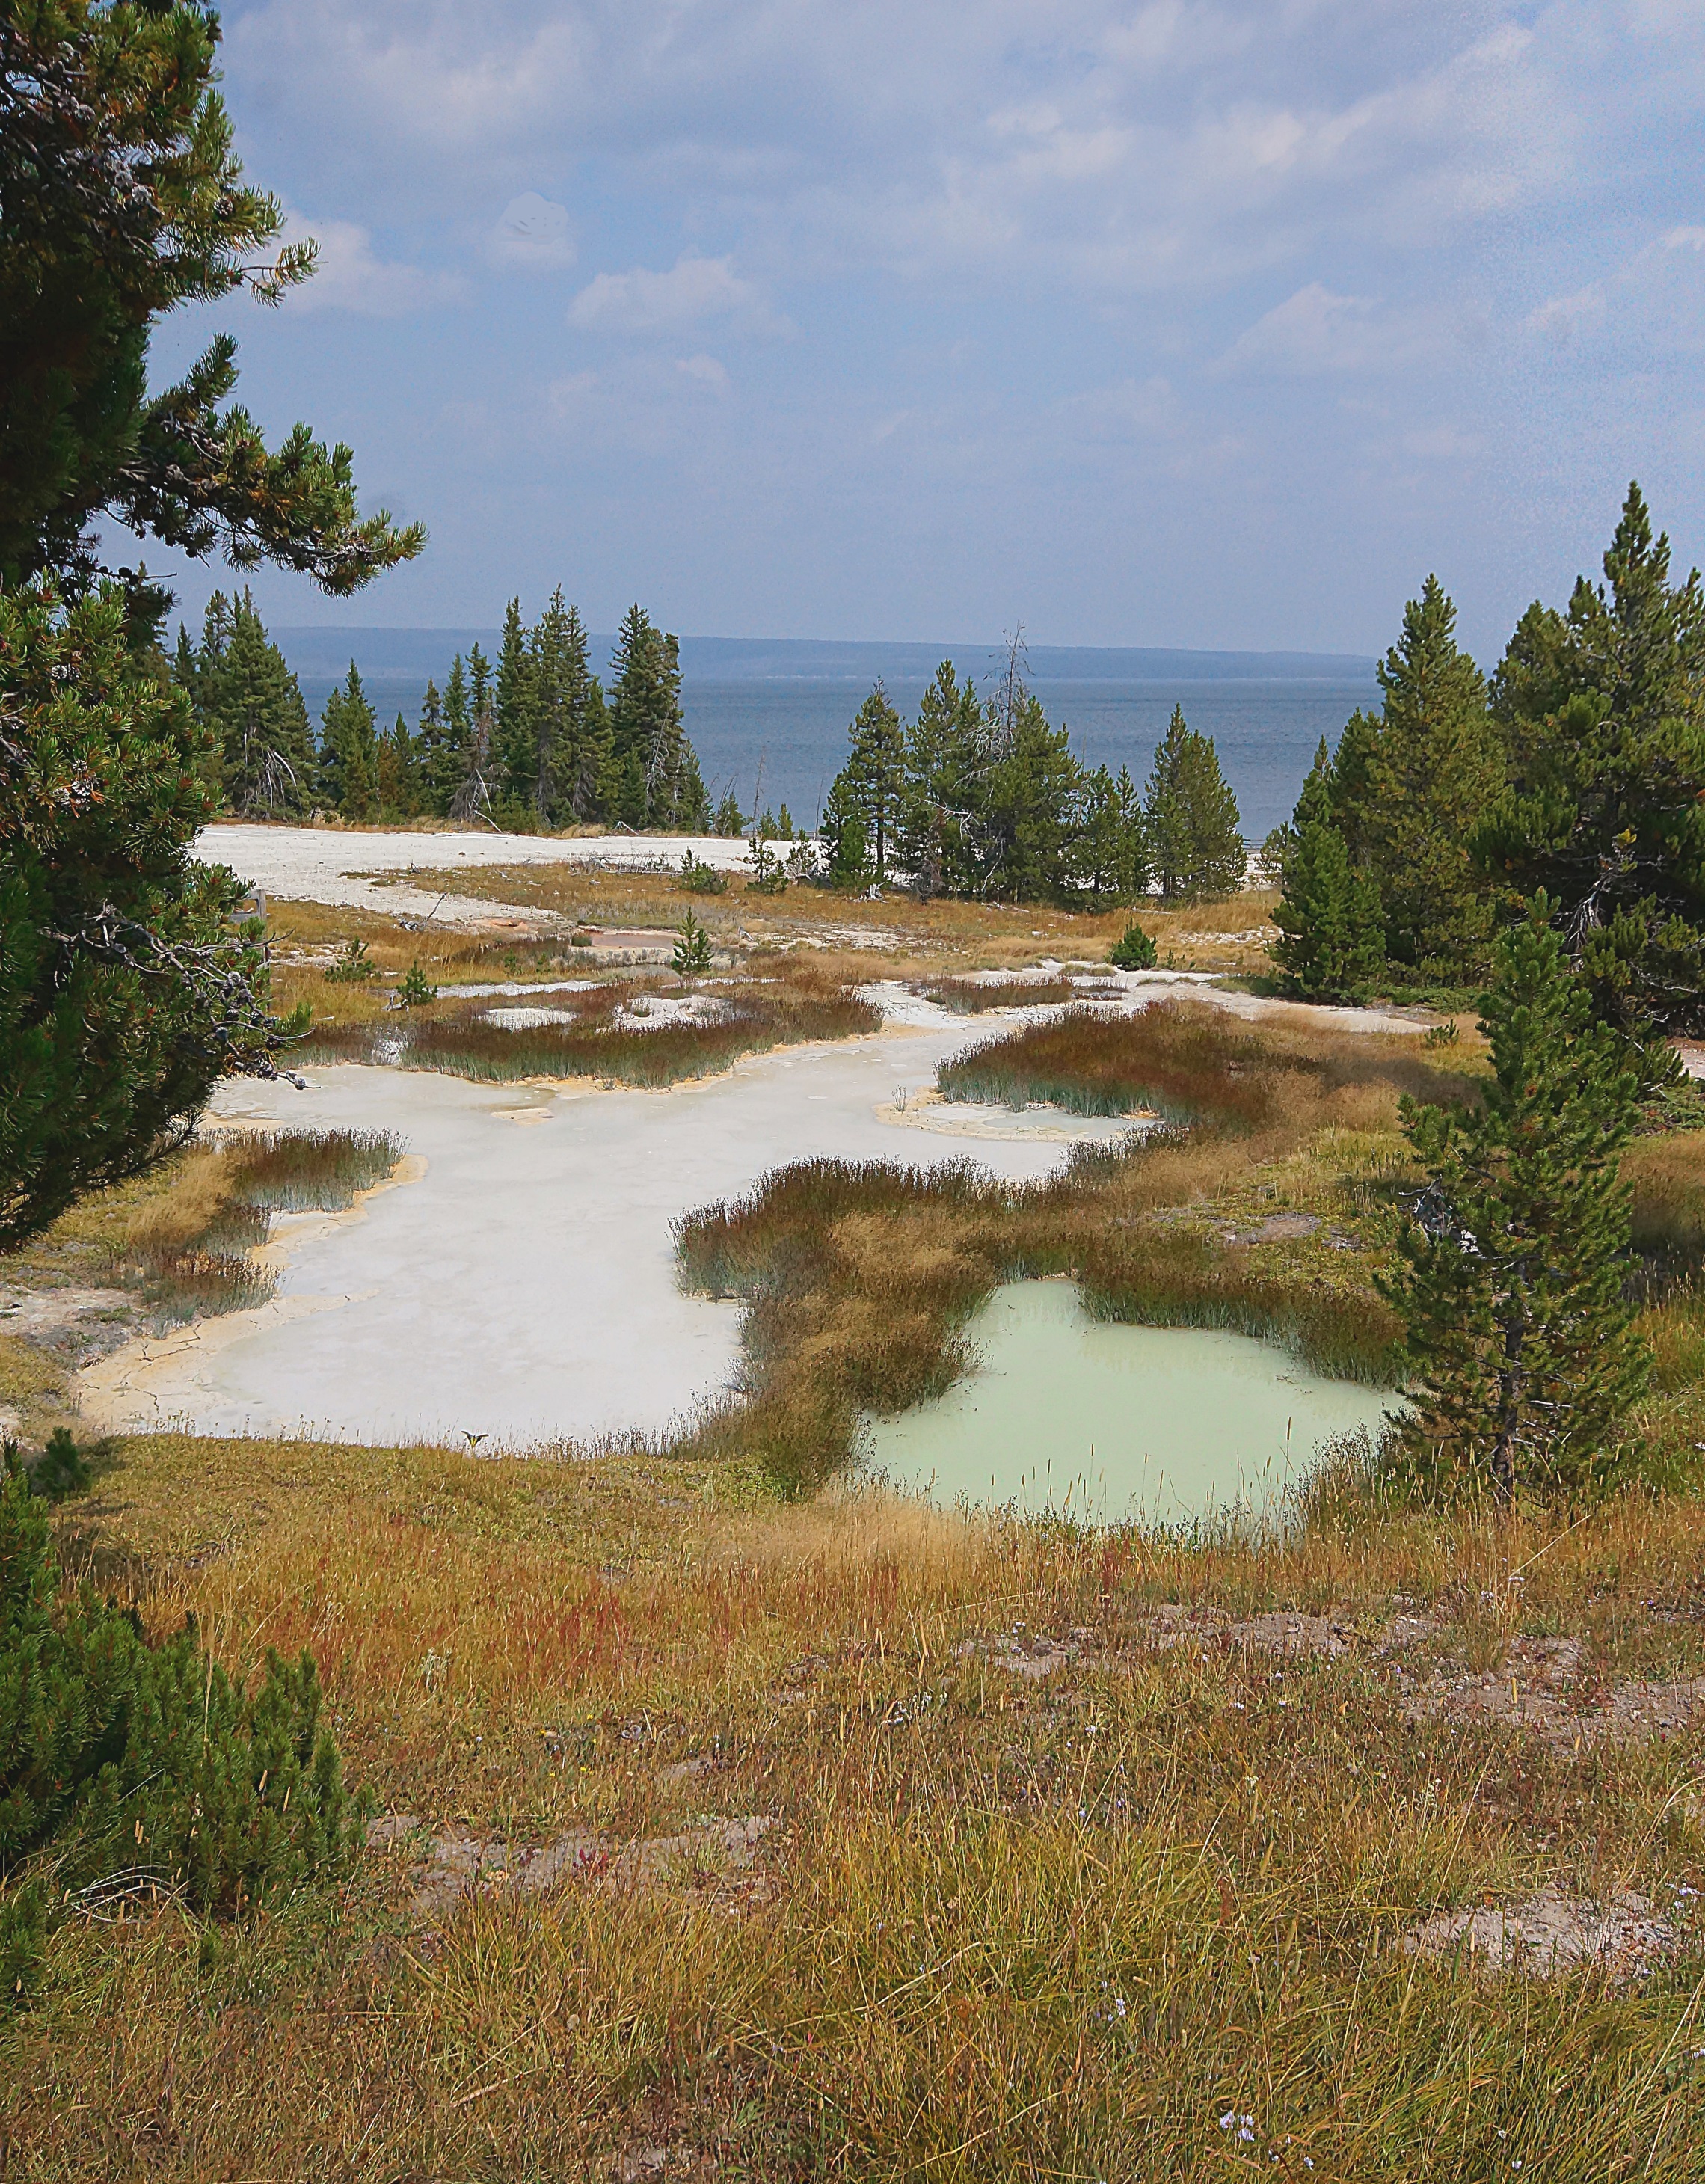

left=1108, top=916, right=1158, bottom=970
left=0, top=1451, right=360, bottom=2005
left=677, top=852, right=728, bottom=895
left=673, top=912, right=714, bottom=978
left=25, top=1429, right=87, bottom=1501
left=322, top=939, right=377, bottom=983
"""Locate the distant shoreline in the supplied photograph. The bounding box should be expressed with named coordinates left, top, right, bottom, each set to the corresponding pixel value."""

left=265, top=626, right=1374, bottom=687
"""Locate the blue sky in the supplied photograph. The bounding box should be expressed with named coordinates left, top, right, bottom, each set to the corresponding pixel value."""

left=141, top=0, right=1705, bottom=664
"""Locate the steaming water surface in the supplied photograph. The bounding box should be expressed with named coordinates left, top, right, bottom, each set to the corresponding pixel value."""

left=864, top=1281, right=1395, bottom=1525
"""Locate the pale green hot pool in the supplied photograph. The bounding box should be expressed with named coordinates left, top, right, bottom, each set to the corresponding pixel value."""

left=861, top=1280, right=1397, bottom=1526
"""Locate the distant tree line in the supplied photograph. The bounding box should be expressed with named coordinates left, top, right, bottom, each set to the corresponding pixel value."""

left=1272, top=483, right=1705, bottom=1046
left=176, top=592, right=710, bottom=832
left=817, top=646, right=1244, bottom=906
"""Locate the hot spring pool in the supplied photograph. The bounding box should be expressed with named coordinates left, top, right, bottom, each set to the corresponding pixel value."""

left=861, top=1281, right=1398, bottom=1526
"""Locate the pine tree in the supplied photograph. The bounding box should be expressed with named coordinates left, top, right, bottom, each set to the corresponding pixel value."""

left=606, top=608, right=705, bottom=830
left=1354, top=577, right=1502, bottom=977
left=819, top=770, right=871, bottom=888
left=449, top=702, right=498, bottom=826
left=414, top=677, right=450, bottom=815
left=1075, top=764, right=1149, bottom=905
left=529, top=587, right=585, bottom=822
left=1489, top=600, right=1575, bottom=784
left=1475, top=482, right=1705, bottom=1040
left=468, top=644, right=492, bottom=724
left=1273, top=816, right=1384, bottom=1000
left=1324, top=709, right=1381, bottom=868
left=494, top=599, right=537, bottom=813
left=1271, top=737, right=1384, bottom=999
left=899, top=660, right=988, bottom=898
left=982, top=695, right=1083, bottom=902
left=1378, top=895, right=1647, bottom=1506
left=0, top=1, right=422, bottom=601
left=574, top=675, right=614, bottom=823
left=194, top=590, right=313, bottom=815
left=836, top=681, right=908, bottom=880
left=1, top=586, right=297, bottom=1246
left=317, top=664, right=378, bottom=820
left=648, top=634, right=709, bottom=831
left=1143, top=707, right=1244, bottom=902
left=439, top=654, right=474, bottom=815
left=377, top=715, right=419, bottom=819
left=1, top=0, right=415, bottom=1252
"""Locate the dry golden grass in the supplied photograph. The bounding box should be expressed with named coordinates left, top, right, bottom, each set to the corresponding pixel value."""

left=392, top=860, right=1284, bottom=980
left=11, top=1425, right=1705, bottom=2180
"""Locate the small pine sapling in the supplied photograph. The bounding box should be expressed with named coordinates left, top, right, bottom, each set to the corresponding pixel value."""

left=0, top=1446, right=363, bottom=2007
left=29, top=1428, right=87, bottom=1500
left=678, top=851, right=728, bottom=895
left=395, top=961, right=437, bottom=1008
left=324, top=939, right=376, bottom=983
left=746, top=839, right=788, bottom=895
left=1108, top=918, right=1158, bottom=971
left=673, top=912, right=714, bottom=978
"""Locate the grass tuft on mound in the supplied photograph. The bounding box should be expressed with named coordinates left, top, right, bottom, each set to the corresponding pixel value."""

left=301, top=984, right=882, bottom=1086
left=938, top=999, right=1472, bottom=1126
left=108, top=1129, right=404, bottom=1323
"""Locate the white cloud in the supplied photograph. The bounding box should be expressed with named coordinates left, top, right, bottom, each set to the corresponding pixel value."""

left=1527, top=283, right=1606, bottom=347
left=1215, top=284, right=1384, bottom=375
left=568, top=254, right=782, bottom=335
left=1527, top=224, right=1705, bottom=355
left=547, top=370, right=600, bottom=419
left=1057, top=375, right=1180, bottom=441
left=488, top=192, right=576, bottom=272
left=228, top=3, right=1581, bottom=301
left=277, top=208, right=463, bottom=315
left=676, top=353, right=731, bottom=391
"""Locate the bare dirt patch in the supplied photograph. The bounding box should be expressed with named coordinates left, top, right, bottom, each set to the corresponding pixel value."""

left=367, top=1811, right=781, bottom=1922
left=1404, top=1886, right=1679, bottom=1980
left=1402, top=1635, right=1705, bottom=1749
left=965, top=1608, right=1705, bottom=1755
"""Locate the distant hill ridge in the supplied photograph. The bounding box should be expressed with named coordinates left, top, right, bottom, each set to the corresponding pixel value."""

left=268, top=628, right=1373, bottom=687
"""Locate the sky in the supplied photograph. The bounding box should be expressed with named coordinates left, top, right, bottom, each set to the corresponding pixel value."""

left=137, top=0, right=1705, bottom=666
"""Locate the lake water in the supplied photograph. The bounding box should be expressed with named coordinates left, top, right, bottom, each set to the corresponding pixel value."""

left=275, top=630, right=1376, bottom=846
left=863, top=1281, right=1396, bottom=1528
